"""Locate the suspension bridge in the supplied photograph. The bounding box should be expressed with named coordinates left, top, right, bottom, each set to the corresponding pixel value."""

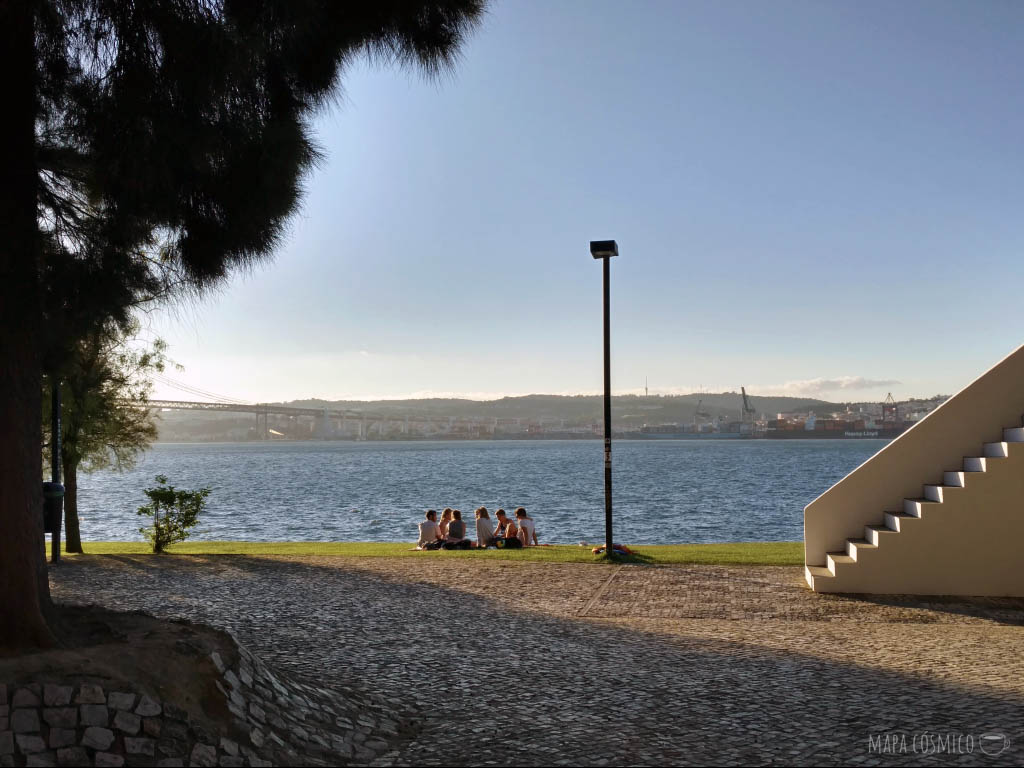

left=145, top=376, right=515, bottom=439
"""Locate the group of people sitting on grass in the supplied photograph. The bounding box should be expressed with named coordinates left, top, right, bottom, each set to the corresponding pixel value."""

left=416, top=506, right=539, bottom=550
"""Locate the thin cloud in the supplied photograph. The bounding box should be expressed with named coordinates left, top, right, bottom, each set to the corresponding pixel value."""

left=768, top=376, right=902, bottom=396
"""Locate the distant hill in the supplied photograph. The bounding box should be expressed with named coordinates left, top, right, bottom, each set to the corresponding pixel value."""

left=281, top=392, right=840, bottom=427
left=154, top=390, right=929, bottom=441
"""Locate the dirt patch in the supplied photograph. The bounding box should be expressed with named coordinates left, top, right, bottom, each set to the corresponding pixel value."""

left=1, top=605, right=237, bottom=731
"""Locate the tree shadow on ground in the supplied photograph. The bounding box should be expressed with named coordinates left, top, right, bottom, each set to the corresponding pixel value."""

left=49, top=555, right=1024, bottom=766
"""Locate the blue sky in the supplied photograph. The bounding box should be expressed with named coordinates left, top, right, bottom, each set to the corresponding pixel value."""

left=147, top=0, right=1024, bottom=404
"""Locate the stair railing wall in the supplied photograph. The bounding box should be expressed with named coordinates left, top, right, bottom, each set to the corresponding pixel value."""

left=804, top=344, right=1024, bottom=566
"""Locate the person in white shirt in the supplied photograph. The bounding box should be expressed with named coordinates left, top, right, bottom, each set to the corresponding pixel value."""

left=474, top=507, right=495, bottom=548
left=417, top=509, right=441, bottom=549
left=515, top=507, right=538, bottom=547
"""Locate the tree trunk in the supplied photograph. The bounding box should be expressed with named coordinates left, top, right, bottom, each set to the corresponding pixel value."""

left=63, top=457, right=84, bottom=554
left=0, top=1, right=56, bottom=649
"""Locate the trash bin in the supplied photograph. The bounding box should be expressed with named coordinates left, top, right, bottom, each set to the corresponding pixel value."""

left=42, top=481, right=64, bottom=534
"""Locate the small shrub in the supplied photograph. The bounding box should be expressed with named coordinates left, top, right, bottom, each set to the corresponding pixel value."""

left=137, top=474, right=210, bottom=553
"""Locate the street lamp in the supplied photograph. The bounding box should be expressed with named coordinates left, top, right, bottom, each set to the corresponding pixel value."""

left=590, top=239, right=618, bottom=557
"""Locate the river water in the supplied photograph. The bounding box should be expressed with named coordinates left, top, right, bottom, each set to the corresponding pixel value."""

left=74, top=439, right=885, bottom=545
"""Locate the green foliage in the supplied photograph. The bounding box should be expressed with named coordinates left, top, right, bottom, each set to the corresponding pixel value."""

left=136, top=475, right=210, bottom=554
left=43, top=320, right=169, bottom=475
left=42, top=320, right=171, bottom=552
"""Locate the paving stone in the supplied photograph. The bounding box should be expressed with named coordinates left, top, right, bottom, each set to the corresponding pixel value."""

left=330, top=738, right=353, bottom=759
left=106, top=691, right=135, bottom=711
left=0, top=733, right=10, bottom=756
left=210, top=652, right=225, bottom=674
left=161, top=721, right=188, bottom=742
left=15, top=734, right=47, bottom=754
left=124, top=736, right=155, bottom=756
left=74, top=684, right=105, bottom=705
left=80, top=726, right=115, bottom=751
left=112, top=710, right=140, bottom=735
left=155, top=760, right=184, bottom=768
left=47, top=729, right=75, bottom=750
left=191, top=724, right=214, bottom=746
left=94, top=752, right=124, bottom=767
left=223, top=670, right=241, bottom=690
left=42, top=708, right=76, bottom=729
left=143, top=717, right=162, bottom=737
left=42, top=686, right=72, bottom=708
left=79, top=704, right=108, bottom=727
left=48, top=555, right=1024, bottom=767
left=248, top=728, right=264, bottom=748
left=12, top=689, right=41, bottom=709
left=188, top=743, right=217, bottom=768
left=157, top=737, right=186, bottom=758
left=354, top=747, right=376, bottom=763
left=11, top=709, right=40, bottom=733
left=25, top=753, right=56, bottom=768
left=55, top=747, right=88, bottom=767
left=134, top=695, right=161, bottom=717
left=218, top=737, right=238, bottom=757
left=217, top=757, right=244, bottom=768
left=246, top=758, right=272, bottom=768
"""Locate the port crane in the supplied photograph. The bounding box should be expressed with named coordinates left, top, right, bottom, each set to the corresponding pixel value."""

left=693, top=398, right=711, bottom=427
left=741, top=387, right=757, bottom=424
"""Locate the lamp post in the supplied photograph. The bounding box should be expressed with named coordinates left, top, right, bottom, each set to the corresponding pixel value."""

left=590, top=239, right=618, bottom=557
left=44, top=374, right=63, bottom=564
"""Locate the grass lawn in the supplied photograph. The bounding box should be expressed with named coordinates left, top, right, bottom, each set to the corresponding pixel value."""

left=61, top=541, right=803, bottom=566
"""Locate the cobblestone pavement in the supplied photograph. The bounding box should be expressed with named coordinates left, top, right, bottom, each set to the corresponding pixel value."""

left=50, top=557, right=1024, bottom=766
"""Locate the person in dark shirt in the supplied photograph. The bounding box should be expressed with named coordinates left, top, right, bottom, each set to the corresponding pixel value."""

left=446, top=509, right=468, bottom=544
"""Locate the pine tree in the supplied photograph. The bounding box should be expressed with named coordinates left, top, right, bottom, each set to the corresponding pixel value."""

left=0, top=0, right=485, bottom=648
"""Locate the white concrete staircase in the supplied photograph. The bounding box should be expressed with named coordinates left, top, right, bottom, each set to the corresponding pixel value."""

left=806, top=420, right=1024, bottom=595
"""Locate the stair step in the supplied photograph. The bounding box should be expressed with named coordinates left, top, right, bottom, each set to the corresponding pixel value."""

left=923, top=485, right=944, bottom=502
left=943, top=471, right=965, bottom=487
left=806, top=565, right=833, bottom=582
left=1005, top=427, right=1024, bottom=442
left=983, top=441, right=1009, bottom=458
left=963, top=456, right=987, bottom=472
left=903, top=498, right=939, bottom=516
left=845, top=538, right=877, bottom=559
left=826, top=551, right=854, bottom=574
left=865, top=524, right=897, bottom=545
left=884, top=511, right=917, bottom=531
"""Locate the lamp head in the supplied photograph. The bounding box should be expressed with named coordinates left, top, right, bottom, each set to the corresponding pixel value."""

left=590, top=240, right=618, bottom=259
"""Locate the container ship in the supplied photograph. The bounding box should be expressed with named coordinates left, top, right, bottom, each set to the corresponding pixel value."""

left=762, top=417, right=907, bottom=439
left=763, top=393, right=911, bottom=439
